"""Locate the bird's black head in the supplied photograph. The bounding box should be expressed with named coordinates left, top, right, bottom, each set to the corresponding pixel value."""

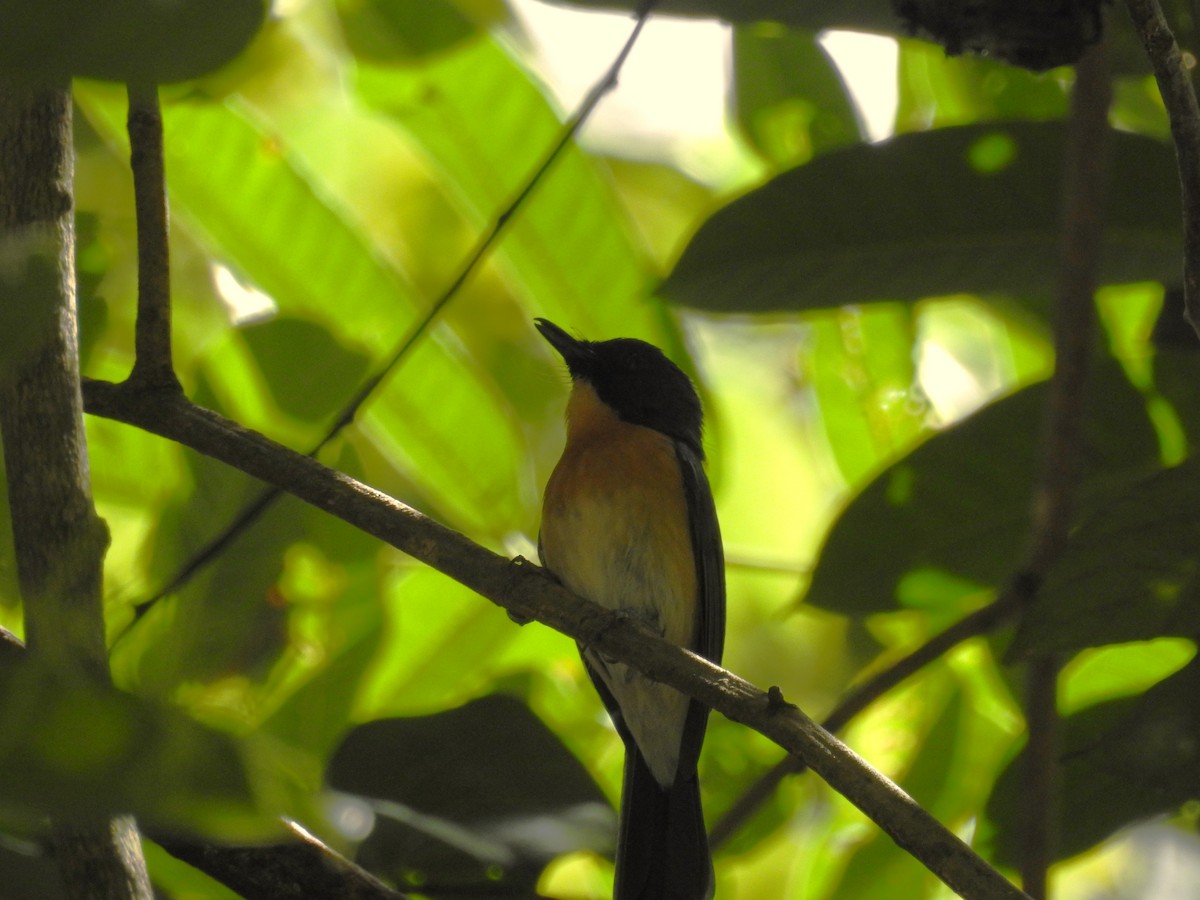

left=535, top=318, right=704, bottom=456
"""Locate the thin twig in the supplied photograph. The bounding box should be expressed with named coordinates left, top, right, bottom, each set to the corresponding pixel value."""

left=126, top=82, right=180, bottom=391
left=82, top=376, right=1028, bottom=900
left=1124, top=0, right=1200, bottom=339
left=116, top=6, right=656, bottom=631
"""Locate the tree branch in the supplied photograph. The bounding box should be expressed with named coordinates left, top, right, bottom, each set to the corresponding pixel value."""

left=81, top=377, right=1028, bottom=900
left=154, top=820, right=407, bottom=900
left=0, top=81, right=152, bottom=899
left=126, top=81, right=180, bottom=391
left=1125, top=0, right=1200, bottom=339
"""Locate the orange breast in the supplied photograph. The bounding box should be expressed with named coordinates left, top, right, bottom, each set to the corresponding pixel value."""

left=540, top=381, right=698, bottom=785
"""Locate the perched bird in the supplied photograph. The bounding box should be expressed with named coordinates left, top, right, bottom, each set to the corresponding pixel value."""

left=536, top=318, right=725, bottom=900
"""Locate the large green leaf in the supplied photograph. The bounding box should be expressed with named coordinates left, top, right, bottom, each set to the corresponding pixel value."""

left=0, top=0, right=264, bottom=84
left=1011, top=458, right=1200, bottom=656
left=805, top=364, right=1160, bottom=615
left=74, top=83, right=530, bottom=537
left=327, top=694, right=614, bottom=895
left=662, top=123, right=1179, bottom=313
left=349, top=28, right=665, bottom=347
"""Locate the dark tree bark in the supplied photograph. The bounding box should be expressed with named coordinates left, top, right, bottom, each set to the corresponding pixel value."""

left=0, top=81, right=152, bottom=900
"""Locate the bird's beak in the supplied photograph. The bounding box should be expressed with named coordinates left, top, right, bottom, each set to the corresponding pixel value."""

left=534, top=318, right=585, bottom=366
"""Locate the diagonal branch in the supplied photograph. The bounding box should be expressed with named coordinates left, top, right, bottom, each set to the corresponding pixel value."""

left=82, top=377, right=1028, bottom=900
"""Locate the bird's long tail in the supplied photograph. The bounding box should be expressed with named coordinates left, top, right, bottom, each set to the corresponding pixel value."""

left=614, top=747, right=713, bottom=900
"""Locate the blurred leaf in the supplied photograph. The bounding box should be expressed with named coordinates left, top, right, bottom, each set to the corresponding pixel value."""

left=662, top=123, right=1179, bottom=313
left=986, top=656, right=1200, bottom=865
left=1011, top=459, right=1200, bottom=656
left=1060, top=640, right=1195, bottom=716
left=1153, top=347, right=1200, bottom=449
left=327, top=694, right=613, bottom=895
left=802, top=304, right=926, bottom=486
left=895, top=38, right=1069, bottom=131
left=336, top=0, right=477, bottom=62
left=732, top=25, right=861, bottom=167
left=0, top=0, right=265, bottom=85
left=74, top=83, right=531, bottom=537
left=0, top=656, right=277, bottom=838
left=350, top=25, right=665, bottom=345
left=806, top=364, right=1159, bottom=615
left=241, top=316, right=372, bottom=423
left=542, top=0, right=899, bottom=31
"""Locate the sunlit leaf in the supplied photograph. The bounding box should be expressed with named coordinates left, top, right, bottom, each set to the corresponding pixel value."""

left=349, top=26, right=667, bottom=346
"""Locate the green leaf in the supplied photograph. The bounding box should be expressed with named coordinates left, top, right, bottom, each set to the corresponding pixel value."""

left=732, top=25, right=861, bottom=167
left=74, top=83, right=530, bottom=536
left=541, top=0, right=899, bottom=32
left=1011, top=459, right=1200, bottom=656
left=0, top=0, right=265, bottom=85
left=0, top=656, right=277, bottom=838
left=327, top=694, right=613, bottom=893
left=662, top=123, right=1179, bottom=313
left=350, top=30, right=664, bottom=345
left=241, top=316, right=372, bottom=423
left=895, top=39, right=1069, bottom=131
left=986, top=656, right=1200, bottom=865
left=806, top=364, right=1159, bottom=615
left=335, top=0, right=478, bottom=62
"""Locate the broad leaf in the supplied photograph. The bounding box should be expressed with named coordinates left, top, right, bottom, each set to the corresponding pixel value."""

left=0, top=0, right=264, bottom=84
left=1011, top=458, right=1200, bottom=656
left=662, top=123, right=1179, bottom=313
left=805, top=364, right=1159, bottom=615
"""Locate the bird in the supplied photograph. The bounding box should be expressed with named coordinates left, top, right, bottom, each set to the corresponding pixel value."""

left=535, top=318, right=725, bottom=900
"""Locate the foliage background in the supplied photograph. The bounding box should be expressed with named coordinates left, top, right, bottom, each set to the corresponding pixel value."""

left=2, top=0, right=1199, bottom=897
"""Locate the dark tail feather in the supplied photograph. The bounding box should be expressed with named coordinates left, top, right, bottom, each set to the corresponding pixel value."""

left=614, top=748, right=713, bottom=900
